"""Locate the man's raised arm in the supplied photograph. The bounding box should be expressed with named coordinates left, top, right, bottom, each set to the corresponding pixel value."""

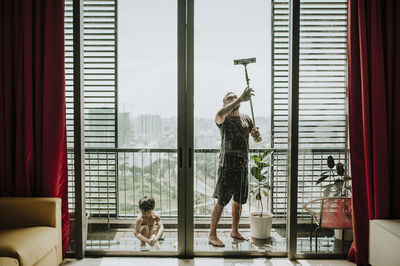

left=215, top=87, right=254, bottom=125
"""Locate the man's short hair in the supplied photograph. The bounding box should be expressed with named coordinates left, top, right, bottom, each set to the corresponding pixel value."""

left=223, top=92, right=236, bottom=105
left=139, top=196, right=155, bottom=212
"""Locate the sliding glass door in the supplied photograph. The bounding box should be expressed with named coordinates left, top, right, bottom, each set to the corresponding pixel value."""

left=192, top=0, right=287, bottom=256
left=294, top=0, right=351, bottom=256
left=66, top=0, right=180, bottom=255
left=67, top=0, right=350, bottom=259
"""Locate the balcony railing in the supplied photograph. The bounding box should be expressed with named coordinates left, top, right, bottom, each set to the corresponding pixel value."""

left=67, top=148, right=349, bottom=222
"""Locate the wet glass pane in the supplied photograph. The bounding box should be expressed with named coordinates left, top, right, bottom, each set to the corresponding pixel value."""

left=79, top=0, right=178, bottom=253
left=294, top=0, right=351, bottom=256
left=193, top=0, right=286, bottom=253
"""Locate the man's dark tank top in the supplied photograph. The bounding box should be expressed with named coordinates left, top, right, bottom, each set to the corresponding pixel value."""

left=217, top=114, right=253, bottom=169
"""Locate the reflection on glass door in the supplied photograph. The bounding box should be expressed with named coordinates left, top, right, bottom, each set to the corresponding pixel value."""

left=193, top=0, right=286, bottom=253
left=83, top=0, right=178, bottom=253
left=293, top=0, right=351, bottom=255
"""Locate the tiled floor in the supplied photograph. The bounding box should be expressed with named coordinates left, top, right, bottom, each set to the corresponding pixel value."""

left=87, top=228, right=286, bottom=252
left=85, top=228, right=350, bottom=254
left=61, top=258, right=356, bottom=266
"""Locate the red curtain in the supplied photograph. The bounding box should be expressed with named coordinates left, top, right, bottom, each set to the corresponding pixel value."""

left=348, top=0, right=400, bottom=265
left=0, top=0, right=69, bottom=256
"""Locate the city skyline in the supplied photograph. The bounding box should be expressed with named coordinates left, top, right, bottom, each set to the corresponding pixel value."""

left=118, top=111, right=271, bottom=149
left=118, top=0, right=272, bottom=119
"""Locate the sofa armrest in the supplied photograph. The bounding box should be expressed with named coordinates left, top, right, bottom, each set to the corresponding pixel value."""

left=0, top=197, right=61, bottom=229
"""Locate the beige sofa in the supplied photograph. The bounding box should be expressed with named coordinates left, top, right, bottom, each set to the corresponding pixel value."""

left=0, top=197, right=62, bottom=266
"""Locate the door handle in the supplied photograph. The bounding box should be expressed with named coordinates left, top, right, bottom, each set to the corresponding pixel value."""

left=179, top=147, right=183, bottom=168
left=188, top=147, right=192, bottom=168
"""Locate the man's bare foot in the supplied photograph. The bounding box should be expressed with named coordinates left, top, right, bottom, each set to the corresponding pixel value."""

left=208, top=235, right=225, bottom=247
left=140, top=241, right=148, bottom=251
left=231, top=231, right=249, bottom=241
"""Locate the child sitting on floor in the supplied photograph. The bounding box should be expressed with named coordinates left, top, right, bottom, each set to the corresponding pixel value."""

left=134, top=196, right=165, bottom=248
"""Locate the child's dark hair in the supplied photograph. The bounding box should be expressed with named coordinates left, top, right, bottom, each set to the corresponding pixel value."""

left=139, top=196, right=155, bottom=212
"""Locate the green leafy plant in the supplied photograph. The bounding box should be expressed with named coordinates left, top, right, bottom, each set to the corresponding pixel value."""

left=316, top=155, right=352, bottom=197
left=250, top=149, right=273, bottom=217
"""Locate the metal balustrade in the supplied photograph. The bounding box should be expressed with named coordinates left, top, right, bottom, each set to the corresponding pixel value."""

left=67, top=147, right=349, bottom=223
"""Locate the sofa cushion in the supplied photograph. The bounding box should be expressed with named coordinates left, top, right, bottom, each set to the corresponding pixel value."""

left=0, top=257, right=19, bottom=266
left=0, top=227, right=57, bottom=266
left=34, top=247, right=57, bottom=266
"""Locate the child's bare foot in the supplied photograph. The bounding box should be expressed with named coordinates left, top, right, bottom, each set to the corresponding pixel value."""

left=208, top=235, right=225, bottom=247
left=149, top=235, right=156, bottom=246
left=231, top=231, right=249, bottom=241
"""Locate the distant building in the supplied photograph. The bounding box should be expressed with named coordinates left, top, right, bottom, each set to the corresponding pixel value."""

left=195, top=129, right=219, bottom=148
left=134, top=114, right=162, bottom=143
left=118, top=112, right=132, bottom=147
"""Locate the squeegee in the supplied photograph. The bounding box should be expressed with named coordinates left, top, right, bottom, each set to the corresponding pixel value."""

left=234, top=57, right=256, bottom=127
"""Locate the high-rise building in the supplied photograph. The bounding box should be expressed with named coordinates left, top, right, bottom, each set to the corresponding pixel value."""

left=134, top=114, right=162, bottom=143
left=118, top=112, right=132, bottom=147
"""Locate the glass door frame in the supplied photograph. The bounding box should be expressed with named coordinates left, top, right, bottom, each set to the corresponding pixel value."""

left=177, top=0, right=194, bottom=258
left=71, top=0, right=187, bottom=258
left=184, top=0, right=289, bottom=258
left=70, top=0, right=292, bottom=258
left=71, top=0, right=331, bottom=260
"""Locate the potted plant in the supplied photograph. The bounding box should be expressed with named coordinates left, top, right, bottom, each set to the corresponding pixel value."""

left=316, top=155, right=351, bottom=197
left=249, top=149, right=273, bottom=239
left=316, top=155, right=353, bottom=240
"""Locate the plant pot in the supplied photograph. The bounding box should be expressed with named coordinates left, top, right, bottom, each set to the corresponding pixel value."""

left=250, top=212, right=273, bottom=239
left=334, top=228, right=353, bottom=241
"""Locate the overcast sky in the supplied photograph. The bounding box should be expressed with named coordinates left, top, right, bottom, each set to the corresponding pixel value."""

left=118, top=0, right=271, bottom=119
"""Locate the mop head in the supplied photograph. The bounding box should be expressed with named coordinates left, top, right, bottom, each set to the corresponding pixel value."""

left=233, top=57, right=256, bottom=66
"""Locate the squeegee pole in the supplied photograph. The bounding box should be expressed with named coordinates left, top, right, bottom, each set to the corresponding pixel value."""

left=244, top=65, right=256, bottom=127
